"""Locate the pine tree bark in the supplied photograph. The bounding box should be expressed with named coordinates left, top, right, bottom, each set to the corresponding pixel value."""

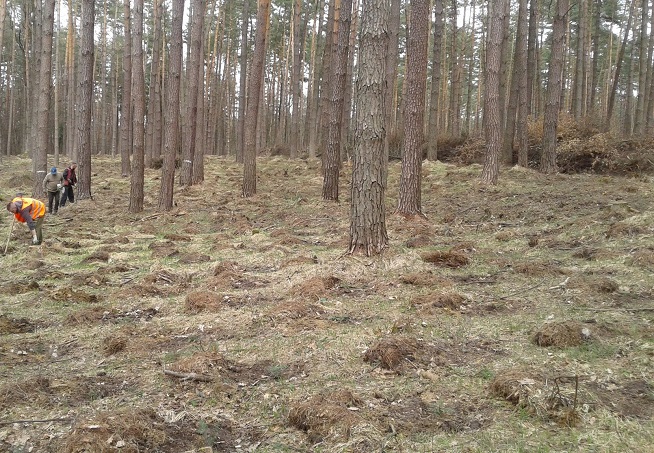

left=481, top=0, right=505, bottom=184
left=129, top=0, right=146, bottom=212
left=120, top=0, right=132, bottom=177
left=242, top=0, right=271, bottom=197
left=349, top=0, right=388, bottom=256
left=427, top=0, right=444, bottom=161
left=397, top=0, right=429, bottom=216
left=322, top=0, right=352, bottom=201
left=526, top=0, right=539, bottom=117
left=290, top=0, right=303, bottom=158
left=77, top=0, right=94, bottom=200
left=237, top=0, right=250, bottom=163
left=516, top=0, right=530, bottom=167
left=541, top=0, right=570, bottom=174
left=502, top=0, right=528, bottom=166
left=606, top=0, right=635, bottom=130
left=180, top=0, right=205, bottom=186
left=33, top=0, right=56, bottom=197
left=159, top=0, right=184, bottom=211
left=146, top=0, right=163, bottom=165
left=634, top=0, right=648, bottom=134
left=384, top=0, right=401, bottom=162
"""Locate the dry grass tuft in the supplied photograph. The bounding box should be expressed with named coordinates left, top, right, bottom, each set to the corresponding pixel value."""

left=0, top=376, right=51, bottom=409
left=58, top=407, right=202, bottom=453
left=627, top=248, right=654, bottom=267
left=405, top=234, right=433, bottom=248
left=606, top=222, right=647, bottom=238
left=533, top=321, right=588, bottom=347
left=0, top=314, right=36, bottom=334
left=103, top=335, right=128, bottom=356
left=267, top=299, right=326, bottom=319
left=184, top=290, right=224, bottom=313
left=411, top=291, right=467, bottom=311
left=51, top=287, right=100, bottom=303
left=288, top=389, right=362, bottom=444
left=83, top=250, right=111, bottom=263
left=168, top=351, right=230, bottom=375
left=64, top=306, right=113, bottom=325
left=400, top=272, right=452, bottom=287
left=363, top=337, right=420, bottom=371
left=513, top=260, right=567, bottom=276
left=422, top=249, right=470, bottom=268
left=289, top=275, right=340, bottom=300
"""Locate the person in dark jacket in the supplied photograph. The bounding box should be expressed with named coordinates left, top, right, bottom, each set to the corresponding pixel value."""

left=7, top=197, right=46, bottom=245
left=60, top=162, right=78, bottom=207
left=42, top=167, right=63, bottom=214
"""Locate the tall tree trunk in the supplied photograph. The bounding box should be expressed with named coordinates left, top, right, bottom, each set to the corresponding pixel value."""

left=6, top=31, right=16, bottom=156
left=54, top=0, right=61, bottom=166
left=526, top=0, right=539, bottom=117
left=502, top=0, right=528, bottom=165
left=77, top=0, right=94, bottom=200
left=290, top=0, right=303, bottom=158
left=99, top=0, right=108, bottom=155
left=180, top=0, right=205, bottom=186
left=0, top=1, right=5, bottom=154
left=572, top=0, right=587, bottom=119
left=384, top=0, right=401, bottom=162
left=322, top=0, right=352, bottom=201
left=349, top=0, right=388, bottom=256
left=34, top=0, right=56, bottom=197
left=589, top=0, right=601, bottom=114
left=146, top=0, right=163, bottom=165
left=448, top=0, right=460, bottom=136
left=120, top=0, right=132, bottom=177
left=306, top=0, right=325, bottom=159
left=397, top=0, right=429, bottom=216
left=428, top=0, right=444, bottom=161
left=516, top=0, right=530, bottom=167
left=129, top=0, right=146, bottom=212
left=634, top=0, right=648, bottom=134
left=498, top=0, right=511, bottom=130
left=606, top=0, right=636, bottom=130
left=192, top=56, right=206, bottom=184
left=541, top=0, right=570, bottom=174
left=481, top=0, right=505, bottom=184
left=237, top=0, right=250, bottom=163
left=159, top=0, right=185, bottom=211
left=645, top=0, right=654, bottom=131
left=242, top=0, right=271, bottom=197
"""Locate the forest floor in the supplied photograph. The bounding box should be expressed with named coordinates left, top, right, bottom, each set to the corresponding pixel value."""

left=0, top=153, right=653, bottom=452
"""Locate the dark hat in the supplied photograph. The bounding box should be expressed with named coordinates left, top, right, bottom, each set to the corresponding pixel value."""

left=51, top=167, right=57, bottom=174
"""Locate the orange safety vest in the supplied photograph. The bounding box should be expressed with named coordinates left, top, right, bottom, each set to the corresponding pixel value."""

left=11, top=197, right=46, bottom=223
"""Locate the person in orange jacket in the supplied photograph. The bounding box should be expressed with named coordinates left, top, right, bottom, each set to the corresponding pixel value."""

left=6, top=196, right=46, bottom=245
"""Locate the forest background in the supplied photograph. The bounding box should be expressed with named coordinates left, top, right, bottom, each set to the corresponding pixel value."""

left=2, top=0, right=654, bottom=221
left=1, top=0, right=654, bottom=451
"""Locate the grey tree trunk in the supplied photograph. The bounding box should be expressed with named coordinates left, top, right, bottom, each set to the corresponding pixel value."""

left=120, top=0, right=132, bottom=177
left=243, top=0, right=271, bottom=197
left=397, top=0, right=430, bottom=216
left=129, top=0, right=146, bottom=212
left=33, top=0, right=56, bottom=198
left=481, top=0, right=505, bottom=184
left=349, top=0, right=388, bottom=256
left=322, top=0, right=352, bottom=201
left=541, top=0, right=570, bottom=174
left=159, top=0, right=185, bottom=211
left=77, top=0, right=94, bottom=200
left=180, top=0, right=205, bottom=186
left=427, top=0, right=444, bottom=161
